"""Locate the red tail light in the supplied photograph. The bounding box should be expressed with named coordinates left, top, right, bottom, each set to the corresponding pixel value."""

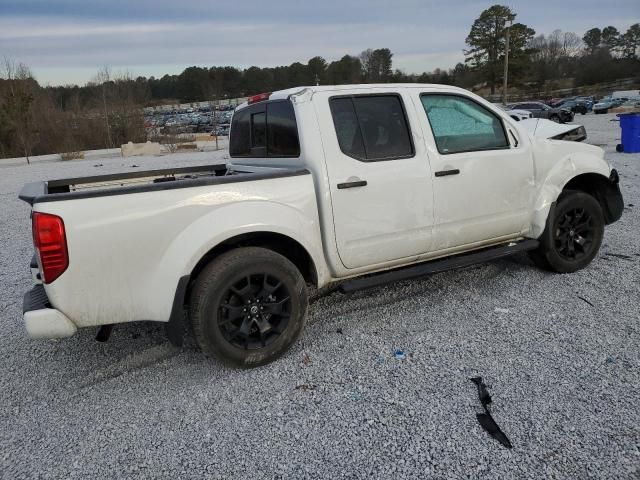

left=248, top=92, right=271, bottom=104
left=32, top=212, right=68, bottom=283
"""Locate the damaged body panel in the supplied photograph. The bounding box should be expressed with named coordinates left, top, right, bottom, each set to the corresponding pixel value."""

left=519, top=118, right=587, bottom=142
left=524, top=132, right=622, bottom=238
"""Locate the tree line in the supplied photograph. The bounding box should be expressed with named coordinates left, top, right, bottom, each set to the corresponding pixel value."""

left=463, top=5, right=640, bottom=94
left=1, top=3, right=639, bottom=160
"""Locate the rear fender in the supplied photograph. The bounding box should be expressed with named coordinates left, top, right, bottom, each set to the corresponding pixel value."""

left=151, top=201, right=329, bottom=303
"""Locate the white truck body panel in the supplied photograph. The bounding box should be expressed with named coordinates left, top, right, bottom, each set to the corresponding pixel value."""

left=34, top=172, right=327, bottom=328
left=21, top=83, right=620, bottom=339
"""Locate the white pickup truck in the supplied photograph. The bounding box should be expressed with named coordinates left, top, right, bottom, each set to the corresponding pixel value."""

left=20, top=84, right=623, bottom=367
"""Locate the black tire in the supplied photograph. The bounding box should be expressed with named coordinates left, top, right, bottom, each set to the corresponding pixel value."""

left=550, top=115, right=560, bottom=123
left=190, top=247, right=308, bottom=367
left=529, top=191, right=604, bottom=273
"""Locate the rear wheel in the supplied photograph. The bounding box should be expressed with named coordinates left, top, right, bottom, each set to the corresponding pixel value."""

left=190, top=247, right=308, bottom=367
left=529, top=191, right=604, bottom=273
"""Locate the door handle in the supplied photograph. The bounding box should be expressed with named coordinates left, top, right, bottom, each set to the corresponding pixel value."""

left=434, top=169, right=460, bottom=177
left=337, top=179, right=368, bottom=189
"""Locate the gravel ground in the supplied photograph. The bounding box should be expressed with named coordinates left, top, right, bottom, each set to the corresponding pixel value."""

left=1, top=114, right=638, bottom=479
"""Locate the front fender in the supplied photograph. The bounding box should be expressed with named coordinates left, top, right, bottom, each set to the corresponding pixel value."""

left=529, top=143, right=611, bottom=238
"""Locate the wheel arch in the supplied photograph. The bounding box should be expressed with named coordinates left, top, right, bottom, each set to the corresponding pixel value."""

left=530, top=147, right=621, bottom=238
left=166, top=231, right=320, bottom=347
left=562, top=171, right=623, bottom=225
left=189, top=231, right=319, bottom=288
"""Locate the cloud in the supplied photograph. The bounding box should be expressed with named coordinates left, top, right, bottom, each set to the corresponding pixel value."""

left=2, top=0, right=639, bottom=85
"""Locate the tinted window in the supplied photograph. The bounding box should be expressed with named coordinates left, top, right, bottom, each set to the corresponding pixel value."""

left=421, top=94, right=508, bottom=154
left=229, top=108, right=250, bottom=156
left=267, top=101, right=300, bottom=156
left=230, top=100, right=300, bottom=157
left=251, top=112, right=266, bottom=149
left=329, top=97, right=366, bottom=160
left=330, top=95, right=413, bottom=161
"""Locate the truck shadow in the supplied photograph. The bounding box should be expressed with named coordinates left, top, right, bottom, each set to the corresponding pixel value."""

left=43, top=254, right=536, bottom=385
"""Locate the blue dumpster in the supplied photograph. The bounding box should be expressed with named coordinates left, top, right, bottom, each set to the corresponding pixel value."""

left=617, top=112, right=640, bottom=153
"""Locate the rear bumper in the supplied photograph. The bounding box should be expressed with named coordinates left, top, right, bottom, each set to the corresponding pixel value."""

left=23, top=285, right=77, bottom=339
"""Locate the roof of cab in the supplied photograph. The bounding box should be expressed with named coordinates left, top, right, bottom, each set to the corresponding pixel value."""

left=235, top=83, right=472, bottom=110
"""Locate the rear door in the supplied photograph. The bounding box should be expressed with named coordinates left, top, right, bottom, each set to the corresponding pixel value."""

left=313, top=89, right=434, bottom=269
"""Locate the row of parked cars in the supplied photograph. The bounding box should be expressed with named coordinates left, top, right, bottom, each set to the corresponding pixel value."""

left=145, top=109, right=234, bottom=135
left=591, top=96, right=640, bottom=114
left=542, top=93, right=640, bottom=115
left=499, top=92, right=640, bottom=123
left=498, top=101, right=574, bottom=124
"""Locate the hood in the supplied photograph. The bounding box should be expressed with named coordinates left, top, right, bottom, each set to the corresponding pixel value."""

left=518, top=118, right=587, bottom=142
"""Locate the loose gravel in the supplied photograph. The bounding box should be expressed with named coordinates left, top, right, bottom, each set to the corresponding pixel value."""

left=1, top=114, right=638, bottom=479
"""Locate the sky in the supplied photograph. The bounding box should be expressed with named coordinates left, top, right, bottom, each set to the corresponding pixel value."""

left=1, top=0, right=638, bottom=86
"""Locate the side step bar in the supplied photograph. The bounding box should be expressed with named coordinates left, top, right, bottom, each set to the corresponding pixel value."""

left=339, top=239, right=539, bottom=293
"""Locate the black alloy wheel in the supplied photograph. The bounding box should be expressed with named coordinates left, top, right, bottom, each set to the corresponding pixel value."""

left=190, top=247, right=308, bottom=367
left=219, top=273, right=291, bottom=350
left=529, top=191, right=604, bottom=273
left=553, top=207, right=596, bottom=261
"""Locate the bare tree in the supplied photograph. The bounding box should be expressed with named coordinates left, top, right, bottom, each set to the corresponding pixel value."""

left=359, top=49, right=373, bottom=81
left=89, top=67, right=147, bottom=149
left=210, top=99, right=219, bottom=151
left=528, top=30, right=582, bottom=84
left=94, top=66, right=114, bottom=148
left=1, top=58, right=37, bottom=163
left=560, top=31, right=583, bottom=57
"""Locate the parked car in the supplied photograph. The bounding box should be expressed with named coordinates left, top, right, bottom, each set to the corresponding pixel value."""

left=493, top=103, right=533, bottom=121
left=593, top=97, right=627, bottom=114
left=212, top=125, right=230, bottom=136
left=20, top=84, right=623, bottom=367
left=509, top=101, right=574, bottom=123
left=620, top=97, right=640, bottom=107
left=575, top=96, right=595, bottom=110
left=555, top=99, right=589, bottom=115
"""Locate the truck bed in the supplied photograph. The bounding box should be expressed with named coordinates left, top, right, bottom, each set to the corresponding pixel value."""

left=19, top=163, right=309, bottom=205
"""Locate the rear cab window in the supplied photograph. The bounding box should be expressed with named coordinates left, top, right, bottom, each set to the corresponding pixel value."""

left=230, top=100, right=300, bottom=158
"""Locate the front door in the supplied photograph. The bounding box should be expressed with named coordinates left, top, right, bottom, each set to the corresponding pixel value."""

left=416, top=92, right=534, bottom=251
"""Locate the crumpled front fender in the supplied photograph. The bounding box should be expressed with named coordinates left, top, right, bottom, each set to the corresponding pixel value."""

left=529, top=143, right=613, bottom=238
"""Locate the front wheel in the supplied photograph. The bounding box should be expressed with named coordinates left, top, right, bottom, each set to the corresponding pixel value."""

left=550, top=115, right=560, bottom=123
left=190, top=247, right=308, bottom=367
left=529, top=191, right=604, bottom=273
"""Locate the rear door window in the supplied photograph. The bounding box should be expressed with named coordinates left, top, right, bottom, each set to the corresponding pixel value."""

left=329, top=95, right=414, bottom=161
left=230, top=100, right=300, bottom=157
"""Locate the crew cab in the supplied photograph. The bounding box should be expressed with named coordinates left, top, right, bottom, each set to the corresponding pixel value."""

left=20, top=84, right=624, bottom=367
